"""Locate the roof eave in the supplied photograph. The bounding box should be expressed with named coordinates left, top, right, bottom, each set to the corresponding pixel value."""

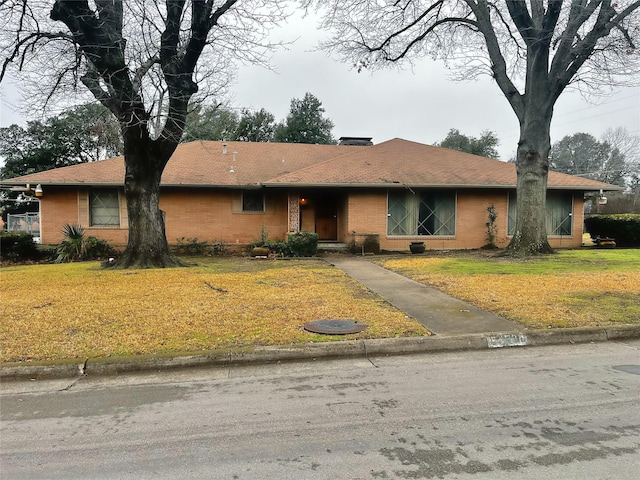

left=262, top=182, right=609, bottom=190
left=0, top=180, right=125, bottom=187
left=1, top=180, right=623, bottom=191
left=548, top=185, right=626, bottom=191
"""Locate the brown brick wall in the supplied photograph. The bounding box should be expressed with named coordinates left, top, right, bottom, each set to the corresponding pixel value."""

left=39, top=189, right=78, bottom=244
left=40, top=187, right=290, bottom=246
left=345, top=189, right=584, bottom=251
left=40, top=188, right=130, bottom=245
left=39, top=186, right=584, bottom=250
left=160, top=189, right=290, bottom=245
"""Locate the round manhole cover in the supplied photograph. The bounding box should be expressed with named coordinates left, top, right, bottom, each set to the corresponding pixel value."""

left=303, top=319, right=368, bottom=335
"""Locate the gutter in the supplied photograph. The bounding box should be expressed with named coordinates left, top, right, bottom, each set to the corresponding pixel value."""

left=260, top=182, right=623, bottom=191
left=1, top=181, right=623, bottom=191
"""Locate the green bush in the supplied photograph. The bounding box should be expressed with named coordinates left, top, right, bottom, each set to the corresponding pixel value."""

left=55, top=224, right=86, bottom=263
left=176, top=237, right=209, bottom=256
left=84, top=236, right=118, bottom=260
left=0, top=232, right=41, bottom=262
left=584, top=214, right=640, bottom=248
left=176, top=237, right=227, bottom=256
left=265, top=240, right=290, bottom=256
left=56, top=224, right=117, bottom=262
left=247, top=240, right=289, bottom=256
left=287, top=231, right=318, bottom=257
left=211, top=242, right=226, bottom=256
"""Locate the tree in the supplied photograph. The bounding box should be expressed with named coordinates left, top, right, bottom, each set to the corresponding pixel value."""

left=602, top=127, right=640, bottom=183
left=309, top=0, right=640, bottom=255
left=274, top=92, right=336, bottom=144
left=1, top=1, right=287, bottom=268
left=0, top=103, right=122, bottom=179
left=550, top=132, right=628, bottom=187
left=182, top=106, right=240, bottom=142
left=438, top=128, right=500, bottom=159
left=1, top=103, right=123, bottom=220
left=236, top=107, right=277, bottom=142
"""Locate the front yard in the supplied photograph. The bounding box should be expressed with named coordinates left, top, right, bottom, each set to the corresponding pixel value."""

left=0, top=258, right=427, bottom=363
left=377, top=249, right=640, bottom=329
left=2, top=249, right=638, bottom=364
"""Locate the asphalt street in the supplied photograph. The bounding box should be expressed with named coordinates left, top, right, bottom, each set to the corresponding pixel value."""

left=2, top=340, right=639, bottom=479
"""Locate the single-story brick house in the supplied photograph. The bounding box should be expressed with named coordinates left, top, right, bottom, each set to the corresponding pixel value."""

left=1, top=137, right=619, bottom=251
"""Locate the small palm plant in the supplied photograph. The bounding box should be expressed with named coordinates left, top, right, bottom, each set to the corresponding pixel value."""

left=55, top=224, right=87, bottom=263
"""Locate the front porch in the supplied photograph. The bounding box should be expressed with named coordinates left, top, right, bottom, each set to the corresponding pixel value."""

left=287, top=190, right=348, bottom=242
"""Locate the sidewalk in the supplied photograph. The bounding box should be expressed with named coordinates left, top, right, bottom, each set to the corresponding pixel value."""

left=326, top=256, right=522, bottom=335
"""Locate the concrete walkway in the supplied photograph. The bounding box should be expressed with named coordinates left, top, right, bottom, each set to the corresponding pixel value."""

left=327, top=256, right=522, bottom=336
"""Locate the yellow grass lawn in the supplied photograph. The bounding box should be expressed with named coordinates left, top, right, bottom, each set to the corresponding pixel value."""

left=1, top=259, right=428, bottom=363
left=380, top=253, right=640, bottom=329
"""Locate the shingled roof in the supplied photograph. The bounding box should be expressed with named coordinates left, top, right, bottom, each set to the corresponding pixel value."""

left=1, top=138, right=618, bottom=191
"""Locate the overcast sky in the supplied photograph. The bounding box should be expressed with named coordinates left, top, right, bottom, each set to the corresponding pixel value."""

left=1, top=10, right=638, bottom=161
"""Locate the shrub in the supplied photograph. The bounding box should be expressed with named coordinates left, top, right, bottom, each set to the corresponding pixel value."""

left=584, top=214, right=640, bottom=248
left=247, top=240, right=289, bottom=256
left=176, top=237, right=209, bottom=256
left=0, top=232, right=41, bottom=262
left=55, top=224, right=86, bottom=263
left=56, top=224, right=117, bottom=262
left=176, top=237, right=227, bottom=256
left=84, top=236, right=118, bottom=260
left=264, top=240, right=290, bottom=256
left=287, top=231, right=318, bottom=257
left=211, top=242, right=226, bottom=256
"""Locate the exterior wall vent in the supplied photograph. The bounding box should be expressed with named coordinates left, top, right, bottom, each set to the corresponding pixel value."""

left=339, top=137, right=373, bottom=146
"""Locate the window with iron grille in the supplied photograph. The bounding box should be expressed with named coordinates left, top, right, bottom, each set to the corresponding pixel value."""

left=242, top=191, right=265, bottom=212
left=507, top=191, right=573, bottom=236
left=90, top=190, right=120, bottom=226
left=387, top=190, right=456, bottom=236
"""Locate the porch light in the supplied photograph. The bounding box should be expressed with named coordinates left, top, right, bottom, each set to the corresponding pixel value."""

left=34, top=184, right=43, bottom=197
left=299, top=197, right=308, bottom=206
left=598, top=189, right=607, bottom=205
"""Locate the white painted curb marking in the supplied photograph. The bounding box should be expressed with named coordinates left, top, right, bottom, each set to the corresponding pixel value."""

left=486, top=334, right=528, bottom=348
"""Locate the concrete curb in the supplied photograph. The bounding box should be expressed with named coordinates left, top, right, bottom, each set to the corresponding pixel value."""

left=2, top=324, right=639, bottom=381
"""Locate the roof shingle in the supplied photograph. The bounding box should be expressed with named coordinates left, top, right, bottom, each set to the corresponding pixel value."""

left=1, top=138, right=618, bottom=190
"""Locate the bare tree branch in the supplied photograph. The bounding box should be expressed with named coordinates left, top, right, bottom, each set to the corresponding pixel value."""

left=307, top=0, right=640, bottom=255
left=0, top=0, right=290, bottom=267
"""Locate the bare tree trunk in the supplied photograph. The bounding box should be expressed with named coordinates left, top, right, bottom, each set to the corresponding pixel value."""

left=506, top=108, right=554, bottom=256
left=107, top=143, right=186, bottom=269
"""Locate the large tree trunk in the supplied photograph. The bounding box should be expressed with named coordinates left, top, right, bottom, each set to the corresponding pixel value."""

left=506, top=109, right=554, bottom=256
left=106, top=143, right=186, bottom=269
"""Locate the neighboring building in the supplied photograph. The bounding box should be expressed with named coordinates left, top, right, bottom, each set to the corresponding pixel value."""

left=0, top=138, right=621, bottom=251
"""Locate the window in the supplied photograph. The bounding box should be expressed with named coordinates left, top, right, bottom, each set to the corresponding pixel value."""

left=90, top=190, right=120, bottom=226
left=242, top=191, right=265, bottom=212
left=546, top=192, right=573, bottom=235
left=508, top=191, right=573, bottom=236
left=387, top=190, right=456, bottom=236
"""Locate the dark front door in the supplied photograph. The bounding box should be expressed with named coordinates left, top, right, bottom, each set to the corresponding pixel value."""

left=315, top=198, right=338, bottom=240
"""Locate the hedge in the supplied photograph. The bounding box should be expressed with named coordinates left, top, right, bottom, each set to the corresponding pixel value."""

left=584, top=214, right=640, bottom=248
left=287, top=231, right=319, bottom=257
left=0, top=232, right=42, bottom=261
